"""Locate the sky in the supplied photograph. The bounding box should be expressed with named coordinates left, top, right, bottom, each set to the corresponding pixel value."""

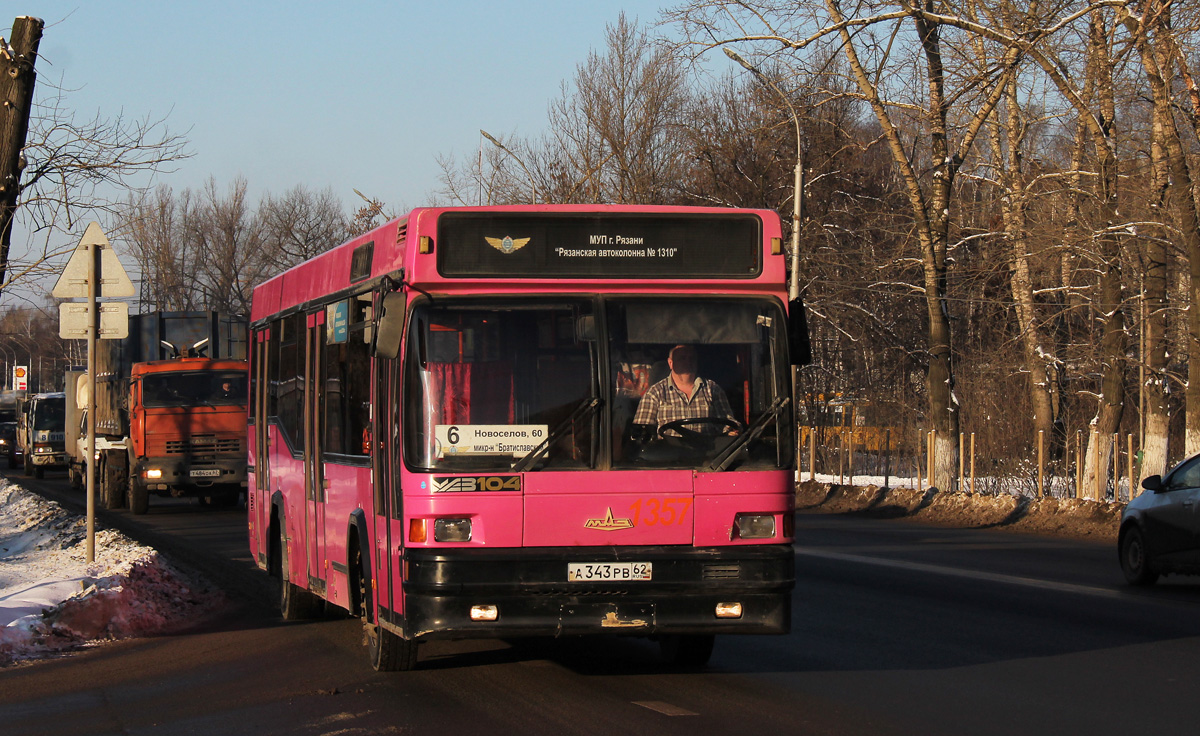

left=10, top=1, right=677, bottom=213
left=4, top=2, right=683, bottom=305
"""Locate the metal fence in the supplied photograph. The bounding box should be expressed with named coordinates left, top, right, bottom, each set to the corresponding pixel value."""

left=799, top=426, right=1142, bottom=503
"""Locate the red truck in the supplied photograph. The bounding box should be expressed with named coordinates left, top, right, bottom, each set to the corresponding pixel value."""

left=70, top=311, right=248, bottom=514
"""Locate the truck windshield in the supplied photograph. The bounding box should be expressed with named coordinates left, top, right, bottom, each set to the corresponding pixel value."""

left=33, top=399, right=64, bottom=428
left=143, top=371, right=248, bottom=407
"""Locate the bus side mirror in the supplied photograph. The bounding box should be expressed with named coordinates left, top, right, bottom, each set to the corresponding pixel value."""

left=788, top=297, right=812, bottom=366
left=576, top=315, right=596, bottom=342
left=374, top=292, right=406, bottom=360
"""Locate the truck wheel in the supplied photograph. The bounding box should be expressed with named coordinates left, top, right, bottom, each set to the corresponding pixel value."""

left=129, top=477, right=149, bottom=515
left=23, top=455, right=33, bottom=476
left=69, top=466, right=83, bottom=491
left=34, top=465, right=44, bottom=479
left=99, top=457, right=126, bottom=510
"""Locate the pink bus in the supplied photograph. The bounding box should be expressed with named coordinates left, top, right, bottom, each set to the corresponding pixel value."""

left=247, top=205, right=810, bottom=670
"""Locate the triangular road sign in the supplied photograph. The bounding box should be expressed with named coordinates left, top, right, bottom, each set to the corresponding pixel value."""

left=51, top=222, right=135, bottom=298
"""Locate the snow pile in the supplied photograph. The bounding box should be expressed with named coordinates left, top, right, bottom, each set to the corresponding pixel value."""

left=797, top=479, right=1124, bottom=541
left=0, top=481, right=222, bottom=665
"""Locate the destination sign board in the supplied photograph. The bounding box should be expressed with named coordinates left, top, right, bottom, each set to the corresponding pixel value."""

left=436, top=213, right=762, bottom=279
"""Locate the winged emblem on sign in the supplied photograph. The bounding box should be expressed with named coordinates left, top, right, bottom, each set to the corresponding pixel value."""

left=485, top=235, right=531, bottom=254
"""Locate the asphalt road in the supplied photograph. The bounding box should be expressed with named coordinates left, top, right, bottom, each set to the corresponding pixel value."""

left=4, top=468, right=1200, bottom=736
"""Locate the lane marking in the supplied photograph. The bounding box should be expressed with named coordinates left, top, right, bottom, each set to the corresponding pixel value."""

left=634, top=701, right=698, bottom=716
left=795, top=547, right=1126, bottom=600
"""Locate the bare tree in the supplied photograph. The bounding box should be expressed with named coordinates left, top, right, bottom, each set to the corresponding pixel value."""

left=260, top=185, right=346, bottom=267
left=11, top=80, right=189, bottom=293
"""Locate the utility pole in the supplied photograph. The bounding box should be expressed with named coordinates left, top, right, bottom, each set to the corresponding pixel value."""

left=0, top=16, right=44, bottom=291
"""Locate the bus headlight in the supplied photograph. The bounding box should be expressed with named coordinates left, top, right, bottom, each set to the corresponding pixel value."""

left=434, top=518, right=472, bottom=543
left=734, top=514, right=775, bottom=539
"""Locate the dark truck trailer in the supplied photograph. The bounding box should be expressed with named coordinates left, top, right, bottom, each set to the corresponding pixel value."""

left=72, top=311, right=248, bottom=513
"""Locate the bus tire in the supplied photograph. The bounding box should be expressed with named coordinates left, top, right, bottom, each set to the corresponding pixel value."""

left=366, top=620, right=418, bottom=672
left=356, top=544, right=418, bottom=671
left=659, top=634, right=715, bottom=667
left=279, top=534, right=322, bottom=620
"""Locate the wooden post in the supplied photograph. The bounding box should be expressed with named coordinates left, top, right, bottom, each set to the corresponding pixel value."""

left=838, top=429, right=845, bottom=485
left=848, top=429, right=854, bottom=487
left=970, top=432, right=976, bottom=495
left=916, top=428, right=923, bottom=492
left=958, top=431, right=965, bottom=494
left=1112, top=432, right=1119, bottom=501
left=884, top=428, right=891, bottom=490
left=927, top=430, right=935, bottom=491
left=1092, top=429, right=1101, bottom=501
left=1080, top=429, right=1089, bottom=499
left=1037, top=430, right=1045, bottom=499
left=1128, top=432, right=1135, bottom=500
left=809, top=428, right=816, bottom=482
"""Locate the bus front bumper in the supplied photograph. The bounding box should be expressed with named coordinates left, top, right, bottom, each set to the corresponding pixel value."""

left=390, top=545, right=794, bottom=640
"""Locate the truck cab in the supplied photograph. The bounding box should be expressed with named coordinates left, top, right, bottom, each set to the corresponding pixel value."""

left=19, top=392, right=68, bottom=478
left=126, top=358, right=249, bottom=512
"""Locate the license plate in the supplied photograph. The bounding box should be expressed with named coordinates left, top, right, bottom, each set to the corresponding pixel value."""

left=567, top=562, right=652, bottom=582
left=190, top=468, right=221, bottom=478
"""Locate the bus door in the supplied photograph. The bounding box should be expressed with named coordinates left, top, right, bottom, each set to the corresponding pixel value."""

left=372, top=353, right=398, bottom=620
left=251, top=328, right=271, bottom=560
left=304, top=311, right=327, bottom=592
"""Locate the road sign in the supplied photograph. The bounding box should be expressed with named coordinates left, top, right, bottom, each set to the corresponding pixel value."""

left=51, top=222, right=135, bottom=298
left=13, top=365, right=27, bottom=391
left=59, top=302, right=130, bottom=339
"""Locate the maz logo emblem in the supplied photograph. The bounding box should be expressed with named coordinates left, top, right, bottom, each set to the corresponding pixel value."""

left=584, top=507, right=634, bottom=531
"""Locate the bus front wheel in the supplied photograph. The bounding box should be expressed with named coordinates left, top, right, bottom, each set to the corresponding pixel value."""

left=365, top=620, right=418, bottom=672
left=356, top=545, right=418, bottom=672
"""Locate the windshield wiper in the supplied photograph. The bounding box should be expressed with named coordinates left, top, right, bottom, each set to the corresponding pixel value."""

left=706, top=396, right=790, bottom=472
left=512, top=397, right=602, bottom=472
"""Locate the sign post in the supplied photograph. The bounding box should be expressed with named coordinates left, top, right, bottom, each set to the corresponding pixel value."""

left=52, top=222, right=134, bottom=562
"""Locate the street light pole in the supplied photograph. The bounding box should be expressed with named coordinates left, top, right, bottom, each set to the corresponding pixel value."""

left=480, top=129, right=539, bottom=203
left=725, top=48, right=804, bottom=301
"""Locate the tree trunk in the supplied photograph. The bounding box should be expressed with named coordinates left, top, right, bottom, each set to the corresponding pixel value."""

left=0, top=16, right=44, bottom=290
left=1082, top=12, right=1125, bottom=498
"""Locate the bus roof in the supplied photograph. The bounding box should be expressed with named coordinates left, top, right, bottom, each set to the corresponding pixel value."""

left=250, top=204, right=786, bottom=322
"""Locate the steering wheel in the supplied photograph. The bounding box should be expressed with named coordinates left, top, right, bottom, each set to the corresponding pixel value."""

left=658, top=417, right=741, bottom=444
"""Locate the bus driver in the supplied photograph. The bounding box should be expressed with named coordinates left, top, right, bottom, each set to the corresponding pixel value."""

left=633, top=344, right=740, bottom=440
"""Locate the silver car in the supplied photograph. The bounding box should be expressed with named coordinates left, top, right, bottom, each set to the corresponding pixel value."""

left=1119, top=455, right=1200, bottom=585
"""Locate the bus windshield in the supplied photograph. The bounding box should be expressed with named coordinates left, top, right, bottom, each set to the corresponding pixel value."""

left=143, top=371, right=247, bottom=408
left=404, top=298, right=597, bottom=471
left=403, top=296, right=791, bottom=472
left=608, top=297, right=791, bottom=470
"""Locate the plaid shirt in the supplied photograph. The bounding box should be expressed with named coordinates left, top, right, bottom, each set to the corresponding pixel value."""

left=633, top=376, right=736, bottom=436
